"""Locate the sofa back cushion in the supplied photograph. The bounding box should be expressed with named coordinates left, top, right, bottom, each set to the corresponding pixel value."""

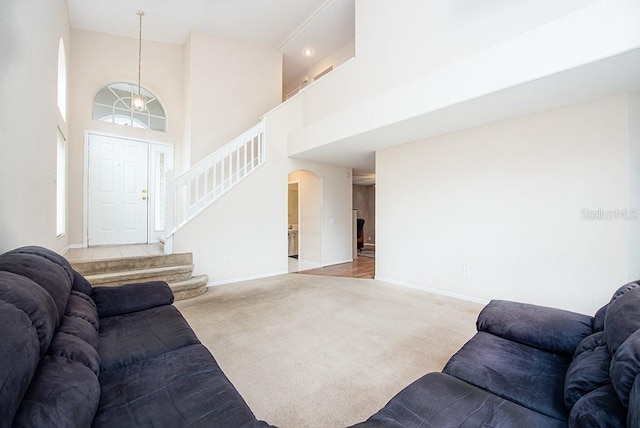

left=610, top=328, right=640, bottom=409
left=568, top=384, right=626, bottom=427
left=628, top=376, right=640, bottom=427
left=605, top=282, right=640, bottom=355
left=0, top=253, right=73, bottom=321
left=0, top=272, right=59, bottom=428
left=565, top=281, right=640, bottom=424
left=5, top=246, right=74, bottom=284
left=0, top=247, right=101, bottom=427
left=13, top=303, right=101, bottom=428
left=11, top=356, right=101, bottom=428
left=564, top=332, right=611, bottom=410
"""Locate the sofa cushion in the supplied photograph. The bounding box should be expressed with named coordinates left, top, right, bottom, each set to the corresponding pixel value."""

left=98, top=304, right=199, bottom=371
left=0, top=271, right=59, bottom=356
left=72, top=271, right=93, bottom=296
left=58, top=315, right=99, bottom=350
left=95, top=344, right=259, bottom=428
left=610, top=328, right=640, bottom=409
left=48, top=332, right=101, bottom=375
left=564, top=333, right=611, bottom=410
left=0, top=300, right=41, bottom=428
left=6, top=245, right=74, bottom=277
left=568, top=384, right=625, bottom=428
left=609, top=281, right=640, bottom=304
left=66, top=291, right=99, bottom=331
left=476, top=300, right=592, bottom=357
left=593, top=304, right=608, bottom=332
left=351, top=372, right=566, bottom=428
left=92, top=281, right=174, bottom=318
left=0, top=253, right=73, bottom=320
left=573, top=330, right=606, bottom=357
left=628, top=375, right=640, bottom=427
left=443, top=331, right=570, bottom=421
left=605, top=282, right=640, bottom=354
left=11, top=356, right=100, bottom=428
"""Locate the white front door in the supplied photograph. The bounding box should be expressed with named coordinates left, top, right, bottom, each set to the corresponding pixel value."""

left=88, top=134, right=149, bottom=246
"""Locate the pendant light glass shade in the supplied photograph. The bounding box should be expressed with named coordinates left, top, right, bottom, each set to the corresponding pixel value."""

left=132, top=10, right=147, bottom=112
left=132, top=93, right=146, bottom=111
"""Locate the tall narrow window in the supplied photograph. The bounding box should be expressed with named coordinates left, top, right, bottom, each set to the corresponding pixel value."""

left=57, top=39, right=67, bottom=121
left=56, top=129, right=66, bottom=237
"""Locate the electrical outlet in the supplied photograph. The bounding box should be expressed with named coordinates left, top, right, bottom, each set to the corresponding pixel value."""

left=463, top=265, right=471, bottom=276
left=225, top=256, right=231, bottom=264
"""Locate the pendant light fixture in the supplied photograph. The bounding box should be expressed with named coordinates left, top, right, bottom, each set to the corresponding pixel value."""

left=131, top=10, right=146, bottom=112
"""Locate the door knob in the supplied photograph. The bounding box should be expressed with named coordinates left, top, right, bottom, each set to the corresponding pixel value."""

left=141, top=196, right=147, bottom=201
left=141, top=188, right=147, bottom=193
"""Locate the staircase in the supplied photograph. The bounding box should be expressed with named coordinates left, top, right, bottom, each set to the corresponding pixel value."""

left=165, top=120, right=266, bottom=249
left=71, top=253, right=208, bottom=301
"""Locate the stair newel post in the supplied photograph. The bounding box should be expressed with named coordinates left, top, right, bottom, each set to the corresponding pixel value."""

left=164, top=169, right=175, bottom=255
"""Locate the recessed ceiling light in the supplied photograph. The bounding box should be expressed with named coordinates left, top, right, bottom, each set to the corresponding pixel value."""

left=303, top=48, right=313, bottom=57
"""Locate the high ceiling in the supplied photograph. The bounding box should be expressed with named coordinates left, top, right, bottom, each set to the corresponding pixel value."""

left=67, top=0, right=355, bottom=87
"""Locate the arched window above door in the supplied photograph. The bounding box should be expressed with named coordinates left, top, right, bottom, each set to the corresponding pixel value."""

left=93, top=82, right=166, bottom=132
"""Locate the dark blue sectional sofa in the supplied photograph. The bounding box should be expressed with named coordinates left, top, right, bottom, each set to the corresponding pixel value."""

left=4, top=245, right=640, bottom=427
left=354, top=284, right=640, bottom=427
left=0, top=246, right=271, bottom=428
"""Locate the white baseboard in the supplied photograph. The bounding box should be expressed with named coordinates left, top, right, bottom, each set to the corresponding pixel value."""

left=69, top=243, right=85, bottom=249
left=297, top=259, right=322, bottom=270
left=207, top=270, right=289, bottom=287
left=375, top=276, right=489, bottom=306
left=322, top=258, right=353, bottom=267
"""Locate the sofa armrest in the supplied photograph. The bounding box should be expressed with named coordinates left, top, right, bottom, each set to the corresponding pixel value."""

left=476, top=300, right=593, bottom=357
left=92, top=281, right=174, bottom=318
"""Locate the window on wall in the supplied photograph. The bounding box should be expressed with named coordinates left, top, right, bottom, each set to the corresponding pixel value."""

left=57, top=39, right=67, bottom=121
left=56, top=128, right=66, bottom=237
left=93, top=83, right=167, bottom=131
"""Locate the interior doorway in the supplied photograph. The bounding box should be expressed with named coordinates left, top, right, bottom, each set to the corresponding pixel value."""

left=288, top=182, right=299, bottom=258
left=287, top=170, right=323, bottom=272
left=86, top=133, right=172, bottom=247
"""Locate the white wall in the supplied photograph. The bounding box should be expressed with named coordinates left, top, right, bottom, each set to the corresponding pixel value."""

left=0, top=0, right=70, bottom=253
left=293, top=0, right=639, bottom=151
left=298, top=0, right=602, bottom=126
left=184, top=32, right=282, bottom=165
left=68, top=29, right=184, bottom=246
left=173, top=97, right=353, bottom=284
left=629, top=92, right=640, bottom=279
left=376, top=95, right=634, bottom=314
left=68, top=29, right=282, bottom=247
left=354, top=0, right=601, bottom=102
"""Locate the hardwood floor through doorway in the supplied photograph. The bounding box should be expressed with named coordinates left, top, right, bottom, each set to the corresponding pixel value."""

left=297, top=256, right=375, bottom=279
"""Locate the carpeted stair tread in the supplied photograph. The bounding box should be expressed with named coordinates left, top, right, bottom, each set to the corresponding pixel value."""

left=84, top=264, right=194, bottom=286
left=71, top=253, right=193, bottom=275
left=170, top=275, right=209, bottom=301
left=69, top=251, right=207, bottom=300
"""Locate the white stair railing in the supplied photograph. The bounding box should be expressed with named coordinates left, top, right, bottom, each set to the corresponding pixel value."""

left=165, top=121, right=265, bottom=243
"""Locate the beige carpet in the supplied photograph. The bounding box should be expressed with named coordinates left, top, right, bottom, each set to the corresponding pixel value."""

left=175, top=274, right=482, bottom=428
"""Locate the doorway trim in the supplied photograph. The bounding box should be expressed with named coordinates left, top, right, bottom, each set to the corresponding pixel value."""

left=82, top=130, right=174, bottom=248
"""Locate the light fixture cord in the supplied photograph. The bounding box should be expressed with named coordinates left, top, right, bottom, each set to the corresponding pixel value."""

left=137, top=11, right=143, bottom=97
